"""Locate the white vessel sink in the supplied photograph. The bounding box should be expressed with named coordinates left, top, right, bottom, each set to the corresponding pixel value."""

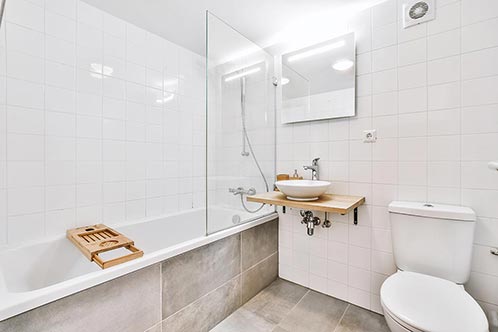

left=275, top=180, right=331, bottom=201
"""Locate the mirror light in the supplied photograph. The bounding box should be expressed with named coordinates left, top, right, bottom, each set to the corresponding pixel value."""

left=224, top=67, right=261, bottom=82
left=332, top=59, right=354, bottom=71
left=156, top=93, right=175, bottom=104
left=287, top=40, right=345, bottom=62
left=90, top=63, right=113, bottom=79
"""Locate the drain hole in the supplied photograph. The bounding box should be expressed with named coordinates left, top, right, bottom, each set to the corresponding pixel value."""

left=232, top=215, right=242, bottom=224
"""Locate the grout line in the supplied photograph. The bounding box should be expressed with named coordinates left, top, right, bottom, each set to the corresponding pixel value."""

left=163, top=272, right=241, bottom=322
left=332, top=304, right=351, bottom=332
left=273, top=288, right=310, bottom=329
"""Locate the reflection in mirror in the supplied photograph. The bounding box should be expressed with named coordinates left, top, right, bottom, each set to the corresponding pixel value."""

left=281, top=32, right=355, bottom=123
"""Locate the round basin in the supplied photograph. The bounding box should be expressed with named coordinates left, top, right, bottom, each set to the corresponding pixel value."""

left=275, top=180, right=331, bottom=201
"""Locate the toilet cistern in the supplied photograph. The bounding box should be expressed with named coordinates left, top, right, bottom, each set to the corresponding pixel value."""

left=303, top=157, right=320, bottom=180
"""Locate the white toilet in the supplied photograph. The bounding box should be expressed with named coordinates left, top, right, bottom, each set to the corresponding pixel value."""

left=380, top=201, right=489, bottom=332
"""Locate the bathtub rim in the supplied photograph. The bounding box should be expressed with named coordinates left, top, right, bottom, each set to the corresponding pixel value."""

left=0, top=211, right=278, bottom=322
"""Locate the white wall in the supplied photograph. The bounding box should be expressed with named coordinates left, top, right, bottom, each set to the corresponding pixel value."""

left=0, top=0, right=206, bottom=248
left=277, top=0, right=498, bottom=318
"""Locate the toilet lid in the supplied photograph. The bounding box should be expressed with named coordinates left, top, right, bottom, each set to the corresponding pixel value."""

left=381, top=271, right=488, bottom=332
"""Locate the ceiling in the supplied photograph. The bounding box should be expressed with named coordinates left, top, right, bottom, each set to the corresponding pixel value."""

left=83, top=0, right=384, bottom=56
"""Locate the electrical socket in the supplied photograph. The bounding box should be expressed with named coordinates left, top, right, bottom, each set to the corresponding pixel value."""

left=363, top=129, right=377, bottom=143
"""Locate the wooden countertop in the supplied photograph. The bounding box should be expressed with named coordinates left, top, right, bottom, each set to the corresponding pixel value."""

left=247, top=192, right=365, bottom=214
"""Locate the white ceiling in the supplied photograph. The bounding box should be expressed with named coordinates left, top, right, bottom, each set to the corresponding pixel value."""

left=83, top=0, right=384, bottom=56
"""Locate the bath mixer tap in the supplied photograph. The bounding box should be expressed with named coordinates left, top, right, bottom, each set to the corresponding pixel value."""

left=303, top=158, right=320, bottom=180
left=229, top=187, right=256, bottom=196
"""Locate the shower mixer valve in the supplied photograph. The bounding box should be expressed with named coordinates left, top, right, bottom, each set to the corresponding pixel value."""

left=229, top=187, right=256, bottom=196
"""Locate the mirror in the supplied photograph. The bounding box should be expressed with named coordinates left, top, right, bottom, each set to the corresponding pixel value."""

left=281, top=32, right=356, bottom=124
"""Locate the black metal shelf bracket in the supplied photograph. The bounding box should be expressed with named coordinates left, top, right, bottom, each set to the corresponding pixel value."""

left=353, top=207, right=358, bottom=225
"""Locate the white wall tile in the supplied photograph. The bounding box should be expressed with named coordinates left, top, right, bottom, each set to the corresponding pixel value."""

left=398, top=87, right=427, bottom=113
left=372, top=0, right=397, bottom=28
left=428, top=56, right=460, bottom=85
left=428, top=29, right=461, bottom=60
left=45, top=11, right=76, bottom=42
left=461, top=0, right=498, bottom=26
left=428, top=82, right=460, bottom=110
left=427, top=2, right=461, bottom=35
left=0, top=1, right=203, bottom=248
left=5, top=0, right=44, bottom=32
left=372, top=23, right=397, bottom=50
left=428, top=135, right=460, bottom=161
left=461, top=104, right=498, bottom=134
left=461, top=47, right=498, bottom=80
left=6, top=22, right=44, bottom=57
left=372, top=46, right=397, bottom=72
left=372, top=69, right=397, bottom=94
left=398, top=62, right=427, bottom=90
left=462, top=76, right=498, bottom=107
left=399, top=113, right=427, bottom=137
left=428, top=108, right=460, bottom=135
left=461, top=133, right=498, bottom=161
left=461, top=18, right=498, bottom=53
left=398, top=38, right=426, bottom=66
left=46, top=0, right=77, bottom=19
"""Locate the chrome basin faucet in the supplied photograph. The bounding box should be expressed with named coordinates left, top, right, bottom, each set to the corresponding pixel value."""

left=303, top=158, right=320, bottom=180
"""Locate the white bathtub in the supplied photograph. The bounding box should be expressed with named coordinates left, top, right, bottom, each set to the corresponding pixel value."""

left=0, top=208, right=277, bottom=321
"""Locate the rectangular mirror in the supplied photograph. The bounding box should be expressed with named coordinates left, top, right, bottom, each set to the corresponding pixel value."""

left=281, top=32, right=356, bottom=124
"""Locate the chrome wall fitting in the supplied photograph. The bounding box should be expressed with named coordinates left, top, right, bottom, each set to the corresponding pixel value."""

left=322, top=212, right=332, bottom=228
left=300, top=210, right=321, bottom=236
left=229, top=187, right=256, bottom=196
left=491, top=248, right=498, bottom=256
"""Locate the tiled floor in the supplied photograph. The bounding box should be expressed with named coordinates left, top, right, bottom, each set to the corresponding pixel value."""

left=210, top=279, right=390, bottom=332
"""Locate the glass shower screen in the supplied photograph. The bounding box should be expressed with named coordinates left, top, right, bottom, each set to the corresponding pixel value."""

left=206, top=12, right=276, bottom=234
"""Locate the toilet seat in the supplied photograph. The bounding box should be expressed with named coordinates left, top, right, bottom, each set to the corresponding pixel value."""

left=380, top=271, right=488, bottom=332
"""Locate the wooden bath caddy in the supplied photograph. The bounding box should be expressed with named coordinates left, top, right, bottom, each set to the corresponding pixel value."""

left=67, top=224, right=143, bottom=269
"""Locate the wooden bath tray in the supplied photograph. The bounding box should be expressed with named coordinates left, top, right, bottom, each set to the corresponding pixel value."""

left=67, top=224, right=143, bottom=269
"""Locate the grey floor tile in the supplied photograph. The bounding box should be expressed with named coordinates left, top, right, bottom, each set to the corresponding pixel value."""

left=275, top=290, right=348, bottom=332
left=242, top=278, right=308, bottom=325
left=210, top=278, right=308, bottom=332
left=334, top=305, right=390, bottom=332
left=210, top=307, right=276, bottom=332
left=144, top=322, right=162, bottom=332
left=271, top=327, right=287, bottom=332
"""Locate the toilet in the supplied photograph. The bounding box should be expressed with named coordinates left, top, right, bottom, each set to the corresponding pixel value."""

left=380, top=201, right=489, bottom=332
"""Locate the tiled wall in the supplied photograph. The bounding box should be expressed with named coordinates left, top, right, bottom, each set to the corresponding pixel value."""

left=0, top=218, right=279, bottom=332
left=0, top=0, right=206, bottom=247
left=277, top=0, right=498, bottom=318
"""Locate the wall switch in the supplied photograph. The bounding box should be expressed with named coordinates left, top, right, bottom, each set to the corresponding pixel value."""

left=363, top=129, right=377, bottom=143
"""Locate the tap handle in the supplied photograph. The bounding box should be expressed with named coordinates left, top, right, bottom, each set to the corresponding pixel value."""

left=300, top=210, right=313, bottom=218
left=312, top=157, right=320, bottom=165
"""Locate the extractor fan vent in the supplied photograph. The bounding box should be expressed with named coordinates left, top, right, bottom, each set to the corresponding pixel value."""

left=402, top=0, right=435, bottom=28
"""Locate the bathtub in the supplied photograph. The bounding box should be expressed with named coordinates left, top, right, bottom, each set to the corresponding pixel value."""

left=0, top=208, right=277, bottom=321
